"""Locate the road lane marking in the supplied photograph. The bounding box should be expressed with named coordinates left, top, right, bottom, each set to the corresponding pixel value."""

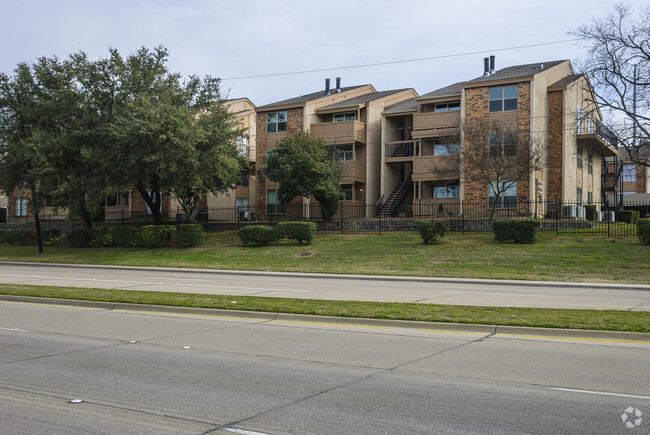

left=226, top=428, right=271, bottom=435
left=0, top=327, right=30, bottom=332
left=496, top=333, right=650, bottom=344
left=553, top=387, right=650, bottom=400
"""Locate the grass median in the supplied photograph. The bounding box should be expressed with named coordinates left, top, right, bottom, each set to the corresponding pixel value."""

left=0, top=232, right=649, bottom=283
left=1, top=283, right=648, bottom=333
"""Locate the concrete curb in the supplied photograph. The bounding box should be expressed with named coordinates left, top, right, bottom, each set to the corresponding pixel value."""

left=2, top=295, right=648, bottom=342
left=2, top=261, right=649, bottom=291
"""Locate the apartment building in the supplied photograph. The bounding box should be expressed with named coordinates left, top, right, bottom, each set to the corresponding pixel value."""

left=254, top=78, right=416, bottom=216
left=380, top=58, right=617, bottom=217
left=603, top=146, right=650, bottom=206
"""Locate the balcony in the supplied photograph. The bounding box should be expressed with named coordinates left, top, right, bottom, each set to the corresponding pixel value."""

left=412, top=155, right=460, bottom=182
left=385, top=140, right=415, bottom=162
left=310, top=120, right=366, bottom=145
left=339, top=161, right=366, bottom=184
left=577, top=118, right=618, bottom=156
left=412, top=111, right=460, bottom=139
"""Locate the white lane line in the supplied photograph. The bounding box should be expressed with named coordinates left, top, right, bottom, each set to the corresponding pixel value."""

left=439, top=290, right=550, bottom=297
left=553, top=387, right=650, bottom=400
left=0, top=273, right=310, bottom=293
left=0, top=327, right=30, bottom=332
left=226, top=428, right=271, bottom=435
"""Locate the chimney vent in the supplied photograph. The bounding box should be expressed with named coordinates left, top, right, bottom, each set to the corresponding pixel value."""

left=489, top=55, right=495, bottom=74
left=324, top=78, right=331, bottom=96
left=335, top=77, right=341, bottom=92
left=483, top=57, right=490, bottom=76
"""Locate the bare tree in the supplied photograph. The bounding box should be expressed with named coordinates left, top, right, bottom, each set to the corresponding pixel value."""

left=455, top=120, right=547, bottom=219
left=572, top=4, right=650, bottom=167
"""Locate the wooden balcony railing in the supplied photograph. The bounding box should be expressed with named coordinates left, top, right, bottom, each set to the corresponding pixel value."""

left=339, top=161, right=366, bottom=183
left=412, top=111, right=460, bottom=138
left=412, top=155, right=460, bottom=182
left=310, top=120, right=366, bottom=145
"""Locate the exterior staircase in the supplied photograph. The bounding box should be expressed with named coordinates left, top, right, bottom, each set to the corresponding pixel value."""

left=376, top=175, right=412, bottom=218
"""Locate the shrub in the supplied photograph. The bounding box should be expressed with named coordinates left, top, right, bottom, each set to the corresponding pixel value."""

left=23, top=229, right=61, bottom=245
left=140, top=225, right=175, bottom=249
left=0, top=230, right=30, bottom=245
left=175, top=224, right=204, bottom=247
left=415, top=220, right=448, bottom=244
left=615, top=210, right=640, bottom=224
left=110, top=226, right=143, bottom=247
left=66, top=228, right=111, bottom=247
left=493, top=219, right=541, bottom=244
left=638, top=219, right=650, bottom=245
left=238, top=225, right=278, bottom=246
left=276, top=221, right=316, bottom=244
left=584, top=204, right=597, bottom=221
left=492, top=220, right=514, bottom=242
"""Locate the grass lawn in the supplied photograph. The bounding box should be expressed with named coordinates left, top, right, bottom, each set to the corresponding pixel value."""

left=2, top=284, right=648, bottom=333
left=0, top=232, right=648, bottom=283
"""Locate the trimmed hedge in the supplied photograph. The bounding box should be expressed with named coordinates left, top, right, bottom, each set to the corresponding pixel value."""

left=276, top=221, right=316, bottom=244
left=584, top=204, right=597, bottom=221
left=238, top=225, right=278, bottom=246
left=615, top=210, right=640, bottom=224
left=175, top=224, right=204, bottom=247
left=140, top=225, right=175, bottom=248
left=415, top=220, right=448, bottom=244
left=0, top=230, right=30, bottom=245
left=638, top=219, right=650, bottom=245
left=493, top=219, right=542, bottom=244
left=66, top=227, right=111, bottom=247
left=110, top=226, right=143, bottom=247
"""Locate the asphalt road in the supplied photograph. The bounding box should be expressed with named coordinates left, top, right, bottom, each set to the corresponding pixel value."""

left=1, top=262, right=649, bottom=310
left=1, top=301, right=648, bottom=434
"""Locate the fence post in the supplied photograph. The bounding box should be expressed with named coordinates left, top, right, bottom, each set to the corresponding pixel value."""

left=555, top=202, right=559, bottom=236
left=607, top=206, right=611, bottom=238
left=121, top=209, right=124, bottom=225
left=461, top=200, right=465, bottom=235
left=339, top=201, right=343, bottom=235
left=237, top=207, right=240, bottom=232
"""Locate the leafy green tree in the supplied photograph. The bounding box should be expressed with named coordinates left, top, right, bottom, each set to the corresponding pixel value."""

left=265, top=134, right=341, bottom=221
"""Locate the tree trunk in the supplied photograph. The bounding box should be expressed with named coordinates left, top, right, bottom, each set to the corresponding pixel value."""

left=137, top=186, right=163, bottom=225
left=34, top=212, right=44, bottom=254
left=188, top=196, right=201, bottom=222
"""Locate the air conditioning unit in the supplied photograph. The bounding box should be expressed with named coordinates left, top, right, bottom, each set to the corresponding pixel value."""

left=595, top=211, right=603, bottom=222
left=562, top=205, right=577, bottom=218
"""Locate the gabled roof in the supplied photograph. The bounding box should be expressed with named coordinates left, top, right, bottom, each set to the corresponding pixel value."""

left=417, top=82, right=463, bottom=100
left=465, top=60, right=567, bottom=84
left=318, top=89, right=411, bottom=111
left=257, top=85, right=369, bottom=110
left=384, top=98, right=418, bottom=114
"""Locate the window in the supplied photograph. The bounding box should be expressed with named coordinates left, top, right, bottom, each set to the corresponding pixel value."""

left=622, top=164, right=636, bottom=182
left=236, top=135, right=249, bottom=145
left=577, top=106, right=583, bottom=134
left=237, top=145, right=250, bottom=157
left=577, top=187, right=582, bottom=205
left=587, top=153, right=593, bottom=174
left=433, top=184, right=460, bottom=198
left=434, top=144, right=460, bottom=155
left=333, top=112, right=356, bottom=122
left=489, top=86, right=517, bottom=112
left=237, top=171, right=249, bottom=187
left=106, top=192, right=129, bottom=207
left=434, top=101, right=460, bottom=112
left=337, top=150, right=354, bottom=161
left=587, top=192, right=593, bottom=205
left=14, top=198, right=27, bottom=217
left=340, top=188, right=353, bottom=201
left=489, top=133, right=518, bottom=157
left=266, top=189, right=286, bottom=214
left=489, top=181, right=517, bottom=209
left=577, top=146, right=583, bottom=169
left=267, top=111, right=287, bottom=133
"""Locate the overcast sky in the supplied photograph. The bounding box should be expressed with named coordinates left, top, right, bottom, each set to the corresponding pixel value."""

left=1, top=1, right=646, bottom=106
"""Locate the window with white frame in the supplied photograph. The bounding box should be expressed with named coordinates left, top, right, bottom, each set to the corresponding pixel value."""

left=433, top=184, right=460, bottom=198
left=489, top=86, right=517, bottom=112
left=488, top=132, right=518, bottom=157
left=267, top=111, right=287, bottom=133
left=14, top=198, right=27, bottom=217
left=622, top=164, right=636, bottom=182
left=489, top=181, right=517, bottom=208
left=434, top=101, right=460, bottom=112
left=333, top=112, right=356, bottom=122
left=340, top=188, right=353, bottom=201
left=434, top=144, right=460, bottom=155
left=577, top=146, right=583, bottom=169
left=337, top=150, right=354, bottom=161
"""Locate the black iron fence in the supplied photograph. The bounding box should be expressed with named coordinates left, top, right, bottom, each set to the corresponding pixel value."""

left=5, top=199, right=648, bottom=239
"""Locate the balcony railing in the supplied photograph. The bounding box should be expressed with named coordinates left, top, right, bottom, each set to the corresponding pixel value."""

left=385, top=140, right=415, bottom=159
left=412, top=111, right=460, bottom=138
left=577, top=118, right=618, bottom=156
left=237, top=145, right=250, bottom=158
left=339, top=160, right=366, bottom=183
left=310, top=120, right=366, bottom=145
left=412, top=155, right=460, bottom=181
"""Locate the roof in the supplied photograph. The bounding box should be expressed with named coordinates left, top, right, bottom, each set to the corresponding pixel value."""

left=384, top=98, right=418, bottom=114
left=257, top=85, right=368, bottom=110
left=318, top=89, right=410, bottom=110
left=417, top=82, right=463, bottom=100
left=465, top=60, right=567, bottom=84
left=549, top=74, right=584, bottom=88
